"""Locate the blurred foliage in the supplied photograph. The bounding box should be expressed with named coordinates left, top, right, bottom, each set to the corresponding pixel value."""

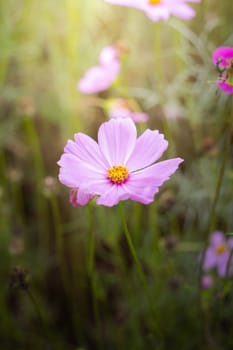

left=1, top=0, right=233, bottom=349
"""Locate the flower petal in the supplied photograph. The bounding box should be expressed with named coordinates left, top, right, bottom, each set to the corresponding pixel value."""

left=99, top=46, right=118, bottom=66
left=98, top=118, right=137, bottom=166
left=216, top=80, right=233, bottom=94
left=212, top=47, right=233, bottom=65
left=216, top=254, right=229, bottom=277
left=58, top=154, right=105, bottom=188
left=69, top=188, right=93, bottom=207
left=65, top=133, right=108, bottom=170
left=170, top=4, right=195, bottom=20
left=203, top=248, right=217, bottom=271
left=210, top=231, right=225, bottom=247
left=121, top=179, right=159, bottom=204
left=96, top=184, right=130, bottom=207
left=126, top=129, right=168, bottom=171
left=78, top=63, right=120, bottom=94
left=132, top=158, right=183, bottom=185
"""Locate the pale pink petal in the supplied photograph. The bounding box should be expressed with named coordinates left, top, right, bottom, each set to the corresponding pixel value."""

left=79, top=178, right=112, bottom=196
left=126, top=130, right=168, bottom=171
left=170, top=4, right=195, bottom=19
left=65, top=133, right=108, bottom=170
left=203, top=248, right=217, bottom=271
left=105, top=0, right=199, bottom=21
left=121, top=179, right=159, bottom=204
left=78, top=66, right=109, bottom=94
left=217, top=255, right=228, bottom=277
left=104, top=0, right=144, bottom=8
left=78, top=62, right=120, bottom=94
left=99, top=46, right=118, bottom=66
left=58, top=154, right=105, bottom=188
left=210, top=231, right=225, bottom=247
left=69, top=188, right=93, bottom=207
left=98, top=118, right=137, bottom=166
left=131, top=112, right=149, bottom=123
left=228, top=237, right=233, bottom=249
left=133, top=158, right=183, bottom=184
left=96, top=184, right=130, bottom=207
left=109, top=107, right=132, bottom=119
left=144, top=5, right=170, bottom=21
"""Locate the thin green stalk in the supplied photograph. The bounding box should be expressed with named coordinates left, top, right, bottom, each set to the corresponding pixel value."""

left=23, top=116, right=49, bottom=251
left=50, top=196, right=63, bottom=266
left=50, top=195, right=80, bottom=342
left=119, top=202, right=159, bottom=335
left=153, top=23, right=173, bottom=157
left=153, top=22, right=165, bottom=104
left=87, top=204, right=101, bottom=347
left=226, top=249, right=233, bottom=281
left=198, top=127, right=231, bottom=284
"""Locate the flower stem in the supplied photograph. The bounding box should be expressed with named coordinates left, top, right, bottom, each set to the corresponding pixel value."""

left=226, top=249, right=233, bottom=280
left=87, top=204, right=101, bottom=347
left=198, top=125, right=231, bottom=284
left=119, top=202, right=159, bottom=334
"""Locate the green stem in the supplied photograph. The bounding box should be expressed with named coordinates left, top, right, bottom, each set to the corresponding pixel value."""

left=87, top=204, right=101, bottom=347
left=50, top=196, right=63, bottom=266
left=198, top=126, right=231, bottom=284
left=50, top=195, right=81, bottom=342
left=119, top=202, right=159, bottom=334
left=153, top=23, right=173, bottom=157
left=23, top=116, right=48, bottom=251
left=153, top=22, right=165, bottom=104
left=226, top=249, right=233, bottom=281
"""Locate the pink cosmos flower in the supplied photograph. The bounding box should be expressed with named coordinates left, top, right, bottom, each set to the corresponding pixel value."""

left=78, top=46, right=121, bottom=94
left=212, top=46, right=233, bottom=94
left=58, top=118, right=183, bottom=207
left=202, top=231, right=233, bottom=277
left=104, top=0, right=201, bottom=22
left=108, top=99, right=149, bottom=123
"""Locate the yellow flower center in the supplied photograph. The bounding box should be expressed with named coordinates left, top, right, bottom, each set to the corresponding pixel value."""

left=107, top=165, right=129, bottom=184
left=215, top=243, right=228, bottom=255
left=148, top=0, right=161, bottom=5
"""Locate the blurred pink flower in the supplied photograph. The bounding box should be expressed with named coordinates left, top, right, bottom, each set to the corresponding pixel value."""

left=201, top=275, right=213, bottom=290
left=78, top=46, right=121, bottom=94
left=212, top=46, right=233, bottom=94
left=58, top=118, right=183, bottom=207
left=202, top=231, right=233, bottom=277
left=108, top=99, right=149, bottom=123
left=104, top=0, right=201, bottom=21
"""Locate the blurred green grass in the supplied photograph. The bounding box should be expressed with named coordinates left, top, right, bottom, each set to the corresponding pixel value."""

left=1, top=0, right=233, bottom=349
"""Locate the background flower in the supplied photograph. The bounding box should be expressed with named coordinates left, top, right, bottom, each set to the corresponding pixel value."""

left=201, top=275, right=213, bottom=289
left=58, top=118, right=183, bottom=207
left=104, top=0, right=201, bottom=21
left=78, top=45, right=121, bottom=94
left=212, top=46, right=233, bottom=94
left=107, top=99, right=149, bottom=123
left=202, top=231, right=233, bottom=277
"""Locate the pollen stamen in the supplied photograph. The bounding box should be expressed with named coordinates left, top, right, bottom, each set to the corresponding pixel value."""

left=107, top=165, right=129, bottom=184
left=148, top=0, right=161, bottom=5
left=215, top=243, right=227, bottom=255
